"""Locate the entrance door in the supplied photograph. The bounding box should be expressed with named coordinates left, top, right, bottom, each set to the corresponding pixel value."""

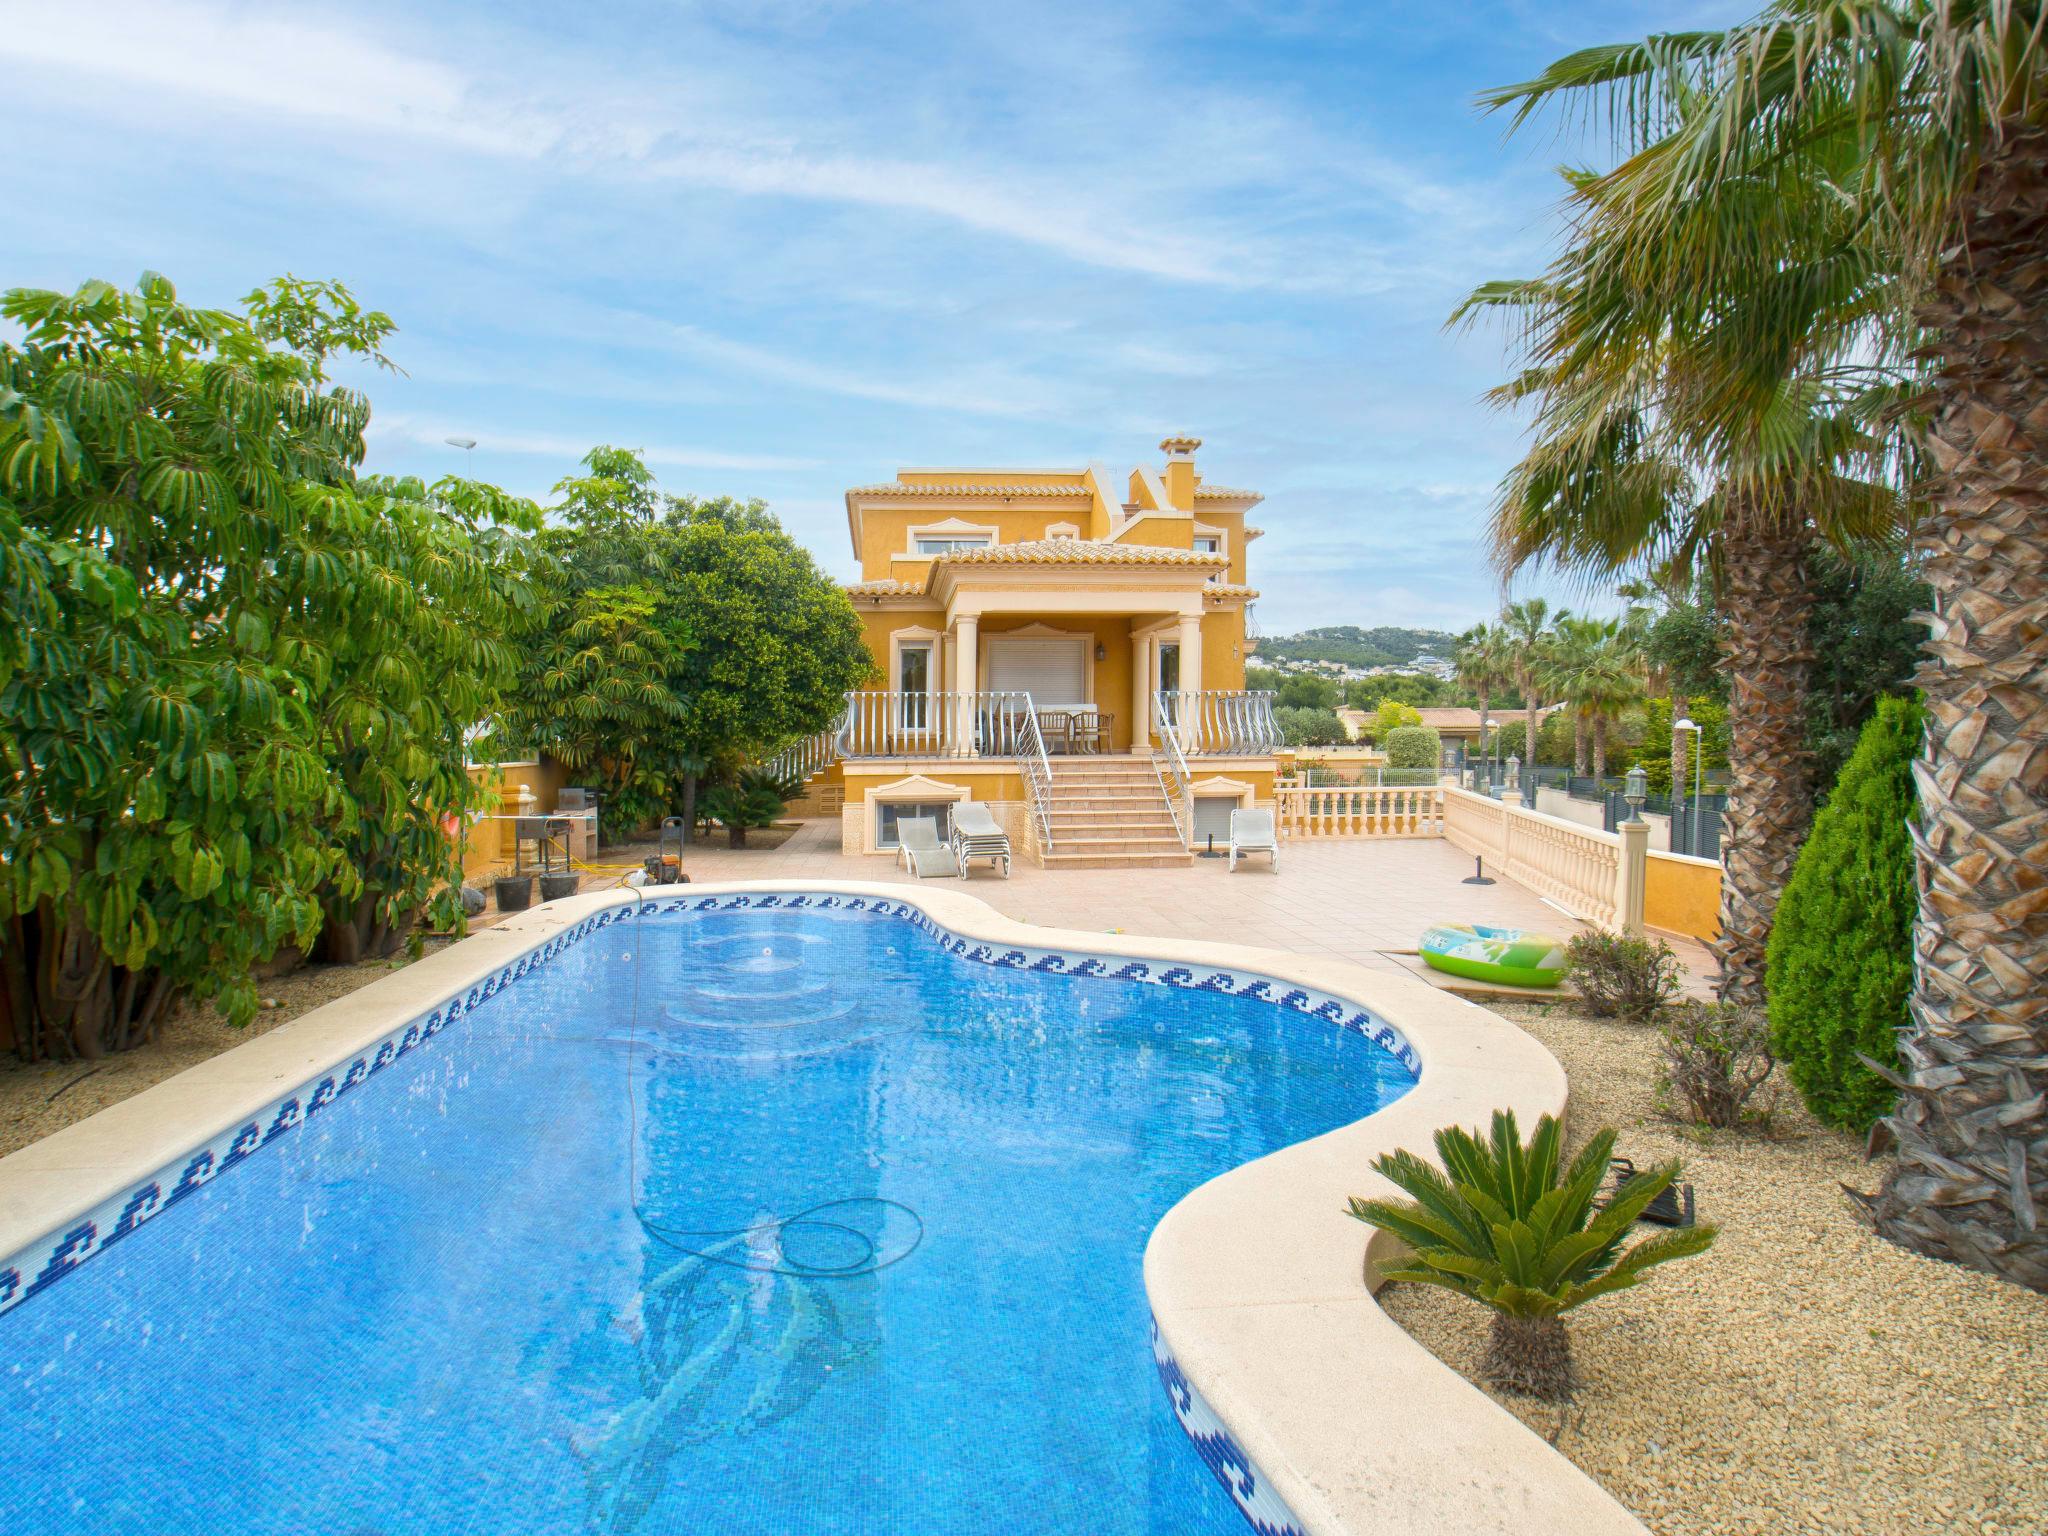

left=988, top=637, right=1087, bottom=708
left=1156, top=641, right=1181, bottom=727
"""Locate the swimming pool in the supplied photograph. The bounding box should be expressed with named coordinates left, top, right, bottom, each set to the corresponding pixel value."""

left=0, top=892, right=1419, bottom=1534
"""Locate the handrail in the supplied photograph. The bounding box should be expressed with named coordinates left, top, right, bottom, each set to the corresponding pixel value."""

left=1149, top=691, right=1194, bottom=850
left=765, top=724, right=839, bottom=785
left=1014, top=694, right=1055, bottom=852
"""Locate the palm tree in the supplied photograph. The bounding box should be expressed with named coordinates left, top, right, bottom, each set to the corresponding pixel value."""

left=1484, top=5, right=2047, bottom=1290
left=1540, top=614, right=1610, bottom=775
left=1617, top=578, right=1689, bottom=795
left=1498, top=598, right=1563, bottom=765
left=1453, top=622, right=1512, bottom=770
left=1579, top=625, right=1647, bottom=780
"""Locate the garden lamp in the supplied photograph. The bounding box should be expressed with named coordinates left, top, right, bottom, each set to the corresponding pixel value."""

left=1624, top=764, right=1648, bottom=821
left=1672, top=718, right=1705, bottom=854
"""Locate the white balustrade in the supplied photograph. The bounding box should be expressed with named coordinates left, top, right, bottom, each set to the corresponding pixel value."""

left=834, top=691, right=1039, bottom=760
left=1274, top=784, right=1444, bottom=839
left=1442, top=785, right=1620, bottom=928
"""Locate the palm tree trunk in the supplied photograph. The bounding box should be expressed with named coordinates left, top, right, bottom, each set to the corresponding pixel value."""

left=1592, top=716, right=1608, bottom=781
left=1522, top=685, right=1540, bottom=762
left=1573, top=713, right=1589, bottom=775
left=1713, top=504, right=1814, bottom=1006
left=1857, top=124, right=2048, bottom=1294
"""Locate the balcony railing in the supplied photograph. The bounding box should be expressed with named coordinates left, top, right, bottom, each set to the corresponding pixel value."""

left=834, top=691, right=1042, bottom=760
left=1152, top=690, right=1281, bottom=755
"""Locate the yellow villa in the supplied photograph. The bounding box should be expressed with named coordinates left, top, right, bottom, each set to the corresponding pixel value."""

left=781, top=436, right=1285, bottom=866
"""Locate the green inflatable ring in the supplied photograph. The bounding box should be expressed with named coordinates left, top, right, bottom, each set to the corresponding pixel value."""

left=1419, top=923, right=1569, bottom=989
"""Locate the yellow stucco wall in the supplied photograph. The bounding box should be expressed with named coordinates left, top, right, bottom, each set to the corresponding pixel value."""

left=855, top=500, right=1093, bottom=577
left=1645, top=851, right=1722, bottom=944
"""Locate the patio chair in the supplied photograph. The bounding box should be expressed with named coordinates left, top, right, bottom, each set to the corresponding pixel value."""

left=895, top=817, right=958, bottom=878
left=950, top=801, right=1012, bottom=879
left=1227, top=807, right=1279, bottom=872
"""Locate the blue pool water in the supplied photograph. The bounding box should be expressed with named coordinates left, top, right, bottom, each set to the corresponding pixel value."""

left=1, top=903, right=1416, bottom=1534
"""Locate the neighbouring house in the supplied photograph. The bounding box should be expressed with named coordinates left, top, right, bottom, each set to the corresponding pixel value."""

left=777, top=437, right=1285, bottom=867
left=1416, top=704, right=1565, bottom=754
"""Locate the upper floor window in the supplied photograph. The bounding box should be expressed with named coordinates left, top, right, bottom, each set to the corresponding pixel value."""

left=1193, top=535, right=1222, bottom=555
left=915, top=535, right=993, bottom=556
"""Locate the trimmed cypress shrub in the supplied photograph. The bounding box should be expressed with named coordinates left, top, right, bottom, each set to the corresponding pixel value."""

left=1764, top=694, right=1923, bottom=1132
left=1382, top=724, right=1441, bottom=771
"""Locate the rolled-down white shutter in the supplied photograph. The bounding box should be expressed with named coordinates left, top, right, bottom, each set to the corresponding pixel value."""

left=987, top=639, right=1087, bottom=708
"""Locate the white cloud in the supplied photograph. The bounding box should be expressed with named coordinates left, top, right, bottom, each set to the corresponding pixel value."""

left=366, top=413, right=819, bottom=472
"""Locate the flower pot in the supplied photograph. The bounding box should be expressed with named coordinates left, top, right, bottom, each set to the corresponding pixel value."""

left=539, top=871, right=581, bottom=903
left=494, top=874, right=534, bottom=913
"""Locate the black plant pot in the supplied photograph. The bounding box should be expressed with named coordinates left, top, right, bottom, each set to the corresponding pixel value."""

left=539, top=871, right=581, bottom=903
left=494, top=874, right=535, bottom=912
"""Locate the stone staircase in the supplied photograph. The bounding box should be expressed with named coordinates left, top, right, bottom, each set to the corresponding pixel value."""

left=1037, top=756, right=1192, bottom=869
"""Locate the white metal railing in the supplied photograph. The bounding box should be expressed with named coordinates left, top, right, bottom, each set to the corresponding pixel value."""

left=765, top=727, right=837, bottom=785
left=1015, top=702, right=1055, bottom=851
left=1149, top=693, right=1194, bottom=849
left=1276, top=784, right=1444, bottom=839
left=1155, top=689, right=1281, bottom=754
left=834, top=690, right=1040, bottom=759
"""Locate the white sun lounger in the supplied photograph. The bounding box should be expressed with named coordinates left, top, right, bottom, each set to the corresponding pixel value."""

left=950, top=801, right=1012, bottom=879
left=1228, top=806, right=1279, bottom=871
left=896, top=817, right=958, bottom=878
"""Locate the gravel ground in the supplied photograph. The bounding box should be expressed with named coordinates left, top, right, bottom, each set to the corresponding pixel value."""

left=0, top=942, right=462, bottom=1158
left=1380, top=1001, right=2048, bottom=1536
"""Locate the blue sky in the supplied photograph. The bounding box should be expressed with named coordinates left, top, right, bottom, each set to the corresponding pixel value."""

left=0, top=0, right=1743, bottom=633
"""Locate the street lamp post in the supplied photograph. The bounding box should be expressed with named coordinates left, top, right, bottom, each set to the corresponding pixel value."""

left=1673, top=717, right=1705, bottom=855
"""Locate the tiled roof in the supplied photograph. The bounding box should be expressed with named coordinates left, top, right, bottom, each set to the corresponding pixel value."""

left=845, top=482, right=1089, bottom=499
left=1204, top=583, right=1260, bottom=601
left=845, top=578, right=928, bottom=599
left=1194, top=484, right=1263, bottom=503
left=936, top=539, right=1223, bottom=568
left=1415, top=704, right=1563, bottom=730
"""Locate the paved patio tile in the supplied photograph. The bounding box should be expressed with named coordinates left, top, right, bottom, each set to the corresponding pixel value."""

left=662, top=822, right=1719, bottom=986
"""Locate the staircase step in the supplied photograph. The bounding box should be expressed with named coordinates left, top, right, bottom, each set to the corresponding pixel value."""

left=1039, top=851, right=1194, bottom=869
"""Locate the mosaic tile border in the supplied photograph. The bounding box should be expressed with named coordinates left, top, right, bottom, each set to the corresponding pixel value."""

left=1154, top=1315, right=1310, bottom=1536
left=0, top=890, right=1418, bottom=1327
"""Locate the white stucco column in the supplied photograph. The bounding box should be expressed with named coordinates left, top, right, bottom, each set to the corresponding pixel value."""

left=1176, top=612, right=1203, bottom=750
left=954, top=614, right=979, bottom=755
left=1130, top=632, right=1152, bottom=752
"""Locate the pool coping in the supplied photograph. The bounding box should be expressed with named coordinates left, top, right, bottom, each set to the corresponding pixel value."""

left=0, top=879, right=1645, bottom=1536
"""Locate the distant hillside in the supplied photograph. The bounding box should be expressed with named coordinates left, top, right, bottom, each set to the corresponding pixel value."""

left=1257, top=626, right=1459, bottom=669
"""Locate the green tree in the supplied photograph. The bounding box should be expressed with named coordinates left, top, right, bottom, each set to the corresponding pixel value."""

left=0, top=273, right=530, bottom=1054
left=1766, top=696, right=1922, bottom=1132
left=1369, top=698, right=1423, bottom=738
left=1804, top=546, right=1930, bottom=795
left=1274, top=674, right=1340, bottom=711
left=1453, top=622, right=1513, bottom=762
left=1275, top=705, right=1346, bottom=746
left=499, top=450, right=871, bottom=841
left=1499, top=598, right=1563, bottom=763
left=1381, top=724, right=1442, bottom=772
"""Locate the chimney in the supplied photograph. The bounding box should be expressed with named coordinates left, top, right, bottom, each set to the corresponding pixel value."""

left=1160, top=434, right=1201, bottom=510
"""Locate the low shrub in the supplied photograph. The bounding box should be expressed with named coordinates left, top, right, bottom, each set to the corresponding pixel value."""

left=1382, top=724, right=1441, bottom=771
left=1659, top=1000, right=1776, bottom=1129
left=1764, top=695, right=1921, bottom=1132
left=1566, top=929, right=1683, bottom=1024
left=1348, top=1110, right=1714, bottom=1402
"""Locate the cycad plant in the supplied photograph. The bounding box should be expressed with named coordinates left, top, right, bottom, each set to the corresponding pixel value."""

left=1349, top=1110, right=1714, bottom=1401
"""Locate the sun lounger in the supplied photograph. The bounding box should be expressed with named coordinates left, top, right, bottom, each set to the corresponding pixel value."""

left=950, top=801, right=1012, bottom=878
left=1228, top=806, right=1279, bottom=871
left=895, top=816, right=957, bottom=878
